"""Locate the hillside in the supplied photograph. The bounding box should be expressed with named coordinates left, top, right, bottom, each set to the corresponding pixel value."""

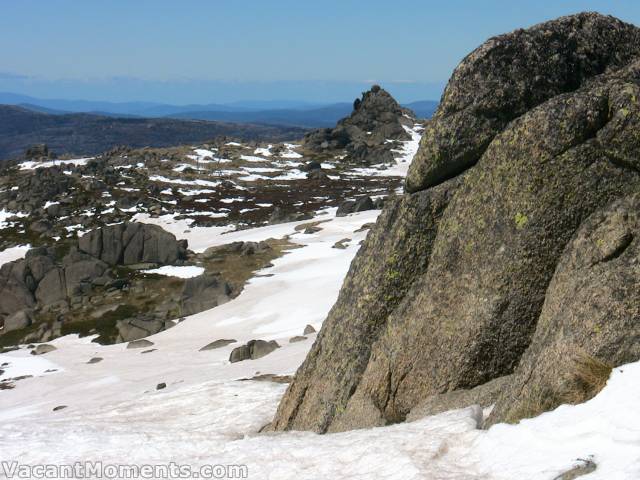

left=0, top=105, right=307, bottom=160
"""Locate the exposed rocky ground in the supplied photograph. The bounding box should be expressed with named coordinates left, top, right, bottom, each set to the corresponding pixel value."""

left=270, top=12, right=640, bottom=433
left=0, top=88, right=422, bottom=348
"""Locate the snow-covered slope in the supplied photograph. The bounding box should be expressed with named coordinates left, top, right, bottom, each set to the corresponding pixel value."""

left=1, top=124, right=638, bottom=479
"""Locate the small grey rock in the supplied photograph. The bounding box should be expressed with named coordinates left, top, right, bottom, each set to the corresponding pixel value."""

left=31, top=344, right=57, bottom=355
left=126, top=339, right=154, bottom=349
left=199, top=339, right=237, bottom=351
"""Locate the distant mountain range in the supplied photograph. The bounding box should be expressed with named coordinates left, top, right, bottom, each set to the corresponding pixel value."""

left=0, top=105, right=307, bottom=161
left=0, top=92, right=438, bottom=128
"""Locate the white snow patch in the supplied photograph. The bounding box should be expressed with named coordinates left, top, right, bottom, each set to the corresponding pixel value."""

left=0, top=244, right=31, bottom=266
left=18, top=157, right=93, bottom=170
left=240, top=155, right=268, bottom=163
left=0, top=209, right=28, bottom=229
left=254, top=145, right=273, bottom=157
left=149, top=175, right=221, bottom=188
left=142, top=265, right=205, bottom=278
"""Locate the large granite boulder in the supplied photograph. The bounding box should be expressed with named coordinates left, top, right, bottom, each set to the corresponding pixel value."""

left=78, top=222, right=187, bottom=266
left=406, top=12, right=640, bottom=193
left=269, top=13, right=640, bottom=433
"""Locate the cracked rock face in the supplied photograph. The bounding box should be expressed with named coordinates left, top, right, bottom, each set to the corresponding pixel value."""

left=269, top=12, right=640, bottom=433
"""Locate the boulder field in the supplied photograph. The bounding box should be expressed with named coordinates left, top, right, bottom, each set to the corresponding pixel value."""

left=269, top=12, right=640, bottom=433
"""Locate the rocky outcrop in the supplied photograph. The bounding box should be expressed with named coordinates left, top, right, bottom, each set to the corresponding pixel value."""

left=0, top=247, right=111, bottom=337
left=406, top=13, right=640, bottom=193
left=304, top=85, right=415, bottom=164
left=0, top=223, right=189, bottom=340
left=270, top=13, right=640, bottom=433
left=78, top=222, right=187, bottom=266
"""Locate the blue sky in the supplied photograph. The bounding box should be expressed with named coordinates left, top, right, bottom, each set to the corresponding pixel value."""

left=2, top=0, right=640, bottom=103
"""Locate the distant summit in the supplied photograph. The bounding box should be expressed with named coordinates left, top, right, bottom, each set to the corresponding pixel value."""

left=303, top=85, right=416, bottom=164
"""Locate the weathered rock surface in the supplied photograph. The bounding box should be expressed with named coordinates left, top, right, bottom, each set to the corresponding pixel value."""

left=268, top=178, right=460, bottom=432
left=487, top=194, right=640, bottom=425
left=406, top=375, right=512, bottom=422
left=78, top=222, right=187, bottom=266
left=116, top=316, right=172, bottom=343
left=406, top=12, right=640, bottom=193
left=0, top=222, right=191, bottom=344
left=270, top=13, right=640, bottom=433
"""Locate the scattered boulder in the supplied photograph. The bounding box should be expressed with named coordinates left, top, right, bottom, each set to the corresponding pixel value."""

left=87, top=357, right=103, bottom=364
left=156, top=382, right=166, bottom=390
left=229, top=340, right=280, bottom=363
left=32, top=344, right=57, bottom=355
left=117, top=316, right=170, bottom=343
left=289, top=336, right=307, bottom=343
left=199, top=339, right=237, bottom=351
left=301, top=161, right=321, bottom=171
left=306, top=169, right=329, bottom=181
left=332, top=238, right=350, bottom=249
left=553, top=460, right=597, bottom=480
left=239, top=373, right=292, bottom=384
left=269, top=207, right=313, bottom=225
left=126, top=339, right=154, bottom=349
left=336, top=196, right=375, bottom=217
left=303, top=324, right=316, bottom=335
left=180, top=274, right=232, bottom=317
left=52, top=405, right=67, bottom=412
